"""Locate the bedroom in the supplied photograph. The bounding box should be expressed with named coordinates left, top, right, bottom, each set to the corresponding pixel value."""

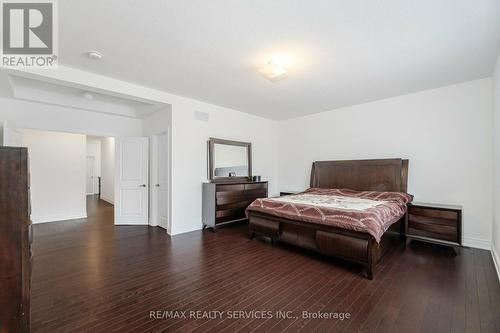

left=0, top=0, right=499, bottom=332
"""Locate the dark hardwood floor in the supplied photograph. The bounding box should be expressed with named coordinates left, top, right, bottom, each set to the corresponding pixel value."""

left=31, top=195, right=500, bottom=332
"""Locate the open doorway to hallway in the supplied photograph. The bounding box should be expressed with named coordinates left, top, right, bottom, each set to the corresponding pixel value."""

left=86, top=136, right=115, bottom=208
left=2, top=124, right=170, bottom=231
left=1, top=127, right=117, bottom=224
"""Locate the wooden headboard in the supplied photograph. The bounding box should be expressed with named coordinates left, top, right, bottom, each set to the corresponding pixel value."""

left=310, top=158, right=409, bottom=193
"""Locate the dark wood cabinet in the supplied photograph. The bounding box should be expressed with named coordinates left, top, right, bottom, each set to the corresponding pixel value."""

left=406, top=202, right=462, bottom=249
left=0, top=147, right=31, bottom=333
left=202, top=181, right=268, bottom=230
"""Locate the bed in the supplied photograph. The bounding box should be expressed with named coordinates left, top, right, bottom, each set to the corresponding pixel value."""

left=247, top=158, right=411, bottom=279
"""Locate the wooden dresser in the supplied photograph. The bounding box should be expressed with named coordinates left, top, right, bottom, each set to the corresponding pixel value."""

left=0, top=147, right=32, bottom=332
left=406, top=202, right=462, bottom=250
left=202, top=181, right=268, bottom=230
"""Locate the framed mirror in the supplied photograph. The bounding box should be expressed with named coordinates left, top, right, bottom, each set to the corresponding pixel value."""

left=208, top=138, right=252, bottom=182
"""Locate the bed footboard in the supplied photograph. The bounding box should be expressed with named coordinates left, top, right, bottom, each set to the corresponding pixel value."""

left=248, top=212, right=404, bottom=279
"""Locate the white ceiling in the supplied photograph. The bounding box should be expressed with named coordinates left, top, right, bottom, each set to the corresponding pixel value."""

left=59, top=0, right=500, bottom=120
left=8, top=75, right=164, bottom=118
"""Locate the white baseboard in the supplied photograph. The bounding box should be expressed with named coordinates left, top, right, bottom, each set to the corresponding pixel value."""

left=32, top=213, right=87, bottom=224
left=170, top=224, right=203, bottom=236
left=100, top=196, right=114, bottom=205
left=492, top=244, right=500, bottom=283
left=462, top=236, right=491, bottom=250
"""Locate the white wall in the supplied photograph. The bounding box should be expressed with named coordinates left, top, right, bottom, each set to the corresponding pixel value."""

left=0, top=90, right=142, bottom=218
left=6, top=67, right=281, bottom=235
left=142, top=106, right=172, bottom=136
left=21, top=129, right=87, bottom=223
left=86, top=137, right=101, bottom=194
left=170, top=100, right=279, bottom=235
left=0, top=92, right=143, bottom=222
left=14, top=67, right=494, bottom=246
left=2, top=121, right=23, bottom=147
left=492, top=51, right=500, bottom=276
left=0, top=97, right=143, bottom=137
left=100, top=137, right=115, bottom=204
left=278, top=79, right=493, bottom=249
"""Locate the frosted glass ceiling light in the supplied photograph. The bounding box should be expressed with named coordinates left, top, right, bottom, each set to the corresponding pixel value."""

left=258, top=53, right=295, bottom=82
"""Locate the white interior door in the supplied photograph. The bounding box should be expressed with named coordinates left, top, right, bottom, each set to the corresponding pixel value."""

left=115, top=137, right=149, bottom=225
left=155, top=132, right=169, bottom=231
left=86, top=156, right=95, bottom=195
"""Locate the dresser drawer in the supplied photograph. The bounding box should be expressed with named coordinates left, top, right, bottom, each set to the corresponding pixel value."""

left=217, top=184, right=245, bottom=192
left=408, top=216, right=458, bottom=242
left=245, top=183, right=267, bottom=190
left=216, top=200, right=249, bottom=211
left=244, top=188, right=267, bottom=198
left=409, top=207, right=457, bottom=220
left=216, top=195, right=246, bottom=205
left=407, top=203, right=461, bottom=245
left=216, top=190, right=245, bottom=200
left=203, top=181, right=268, bottom=229
left=408, top=213, right=457, bottom=227
left=215, top=184, right=245, bottom=192
left=215, top=208, right=247, bottom=223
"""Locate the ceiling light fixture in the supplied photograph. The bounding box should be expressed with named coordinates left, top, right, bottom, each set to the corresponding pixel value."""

left=86, top=51, right=103, bottom=60
left=258, top=53, right=295, bottom=82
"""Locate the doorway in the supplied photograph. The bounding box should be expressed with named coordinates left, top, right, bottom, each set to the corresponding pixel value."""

left=86, top=156, right=95, bottom=195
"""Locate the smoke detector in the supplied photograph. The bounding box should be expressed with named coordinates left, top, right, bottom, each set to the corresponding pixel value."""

left=82, top=92, right=94, bottom=100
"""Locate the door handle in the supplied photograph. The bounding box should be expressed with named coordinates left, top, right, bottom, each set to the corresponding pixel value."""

left=139, top=184, right=147, bottom=187
left=155, top=184, right=160, bottom=187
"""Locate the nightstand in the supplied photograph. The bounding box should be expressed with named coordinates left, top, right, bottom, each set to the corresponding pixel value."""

left=406, top=202, right=462, bottom=251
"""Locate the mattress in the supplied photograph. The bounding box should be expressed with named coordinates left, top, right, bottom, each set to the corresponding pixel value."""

left=246, top=188, right=413, bottom=242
